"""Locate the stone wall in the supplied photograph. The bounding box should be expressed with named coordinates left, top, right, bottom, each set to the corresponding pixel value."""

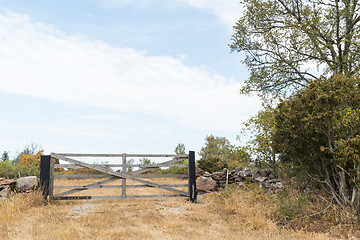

left=196, top=167, right=284, bottom=194
left=0, top=176, right=39, bottom=198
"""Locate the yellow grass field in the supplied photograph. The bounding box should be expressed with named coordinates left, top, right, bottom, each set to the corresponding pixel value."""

left=0, top=178, right=356, bottom=240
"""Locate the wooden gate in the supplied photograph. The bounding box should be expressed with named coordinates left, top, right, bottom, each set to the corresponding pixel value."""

left=40, top=152, right=197, bottom=202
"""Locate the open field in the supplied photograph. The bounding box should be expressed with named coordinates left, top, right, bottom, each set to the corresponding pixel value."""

left=0, top=178, right=357, bottom=239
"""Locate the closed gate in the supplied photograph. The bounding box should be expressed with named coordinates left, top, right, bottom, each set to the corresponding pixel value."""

left=40, top=152, right=197, bottom=202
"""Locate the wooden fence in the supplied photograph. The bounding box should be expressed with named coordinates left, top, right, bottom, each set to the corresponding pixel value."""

left=40, top=151, right=197, bottom=202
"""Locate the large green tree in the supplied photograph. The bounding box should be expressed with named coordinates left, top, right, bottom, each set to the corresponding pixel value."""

left=273, top=75, right=360, bottom=216
left=231, top=0, right=360, bottom=96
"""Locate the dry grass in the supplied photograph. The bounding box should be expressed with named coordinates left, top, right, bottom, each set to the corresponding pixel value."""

left=0, top=178, right=358, bottom=239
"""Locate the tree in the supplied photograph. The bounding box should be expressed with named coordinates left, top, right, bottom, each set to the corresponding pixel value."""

left=174, top=143, right=186, bottom=155
left=230, top=0, right=360, bottom=96
left=139, top=158, right=152, bottom=168
left=198, top=135, right=232, bottom=172
left=1, top=151, right=9, bottom=161
left=199, top=135, right=231, bottom=159
left=272, top=75, right=360, bottom=216
left=239, top=104, right=278, bottom=175
left=13, top=143, right=41, bottom=165
left=167, top=143, right=188, bottom=174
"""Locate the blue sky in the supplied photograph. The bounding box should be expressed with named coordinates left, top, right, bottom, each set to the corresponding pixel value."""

left=0, top=0, right=261, bottom=159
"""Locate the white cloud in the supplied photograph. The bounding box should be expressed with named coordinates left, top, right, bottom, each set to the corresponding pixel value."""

left=94, top=0, right=242, bottom=28
left=177, top=0, right=242, bottom=28
left=0, top=9, right=260, bottom=132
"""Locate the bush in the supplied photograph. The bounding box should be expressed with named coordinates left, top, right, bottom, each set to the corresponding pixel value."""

left=273, top=74, right=360, bottom=217
left=197, top=156, right=228, bottom=173
left=197, top=135, right=250, bottom=172
left=0, top=160, right=16, bottom=178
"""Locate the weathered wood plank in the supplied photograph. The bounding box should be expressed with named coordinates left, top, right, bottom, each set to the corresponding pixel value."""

left=52, top=153, right=188, bottom=158
left=53, top=196, right=92, bottom=200
left=49, top=157, right=55, bottom=199
left=54, top=174, right=188, bottom=179
left=55, top=164, right=119, bottom=169
left=53, top=195, right=186, bottom=200
left=131, top=158, right=188, bottom=175
left=55, top=174, right=110, bottom=179
left=126, top=164, right=188, bottom=168
left=122, top=153, right=126, bottom=199
left=94, top=194, right=188, bottom=199
left=130, top=174, right=188, bottom=178
left=55, top=164, right=188, bottom=169
left=54, top=177, right=118, bottom=197
left=54, top=184, right=188, bottom=189
left=51, top=154, right=188, bottom=196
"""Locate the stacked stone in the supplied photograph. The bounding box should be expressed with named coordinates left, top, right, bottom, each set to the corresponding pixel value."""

left=0, top=176, right=39, bottom=198
left=196, top=167, right=284, bottom=194
left=0, top=178, right=16, bottom=198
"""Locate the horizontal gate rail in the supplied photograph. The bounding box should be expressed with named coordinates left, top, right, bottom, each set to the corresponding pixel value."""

left=54, top=174, right=188, bottom=179
left=54, top=195, right=185, bottom=200
left=52, top=153, right=188, bottom=158
left=55, top=164, right=188, bottom=168
left=54, top=184, right=188, bottom=189
left=40, top=152, right=197, bottom=202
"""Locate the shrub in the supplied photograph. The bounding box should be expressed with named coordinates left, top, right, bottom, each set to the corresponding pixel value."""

left=273, top=74, right=360, bottom=217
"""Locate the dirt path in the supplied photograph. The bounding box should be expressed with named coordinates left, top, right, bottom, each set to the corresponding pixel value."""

left=4, top=196, right=334, bottom=240
left=1, top=178, right=338, bottom=240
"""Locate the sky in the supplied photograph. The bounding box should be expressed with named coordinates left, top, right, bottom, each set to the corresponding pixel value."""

left=0, top=0, right=261, bottom=159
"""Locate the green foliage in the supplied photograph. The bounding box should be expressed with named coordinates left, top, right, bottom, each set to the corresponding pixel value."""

left=174, top=143, right=186, bottom=155
left=165, top=143, right=187, bottom=174
left=199, top=135, right=231, bottom=160
left=275, top=189, right=309, bottom=220
left=239, top=104, right=278, bottom=175
left=197, top=135, right=232, bottom=172
left=0, top=160, right=40, bottom=178
left=230, top=0, right=360, bottom=96
left=13, top=143, right=41, bottom=165
left=226, top=145, right=252, bottom=169
left=0, top=144, right=43, bottom=178
left=15, top=162, right=40, bottom=177
left=197, top=155, right=228, bottom=173
left=273, top=74, right=360, bottom=215
left=127, top=158, right=135, bottom=172
left=139, top=158, right=152, bottom=166
left=0, top=160, right=16, bottom=178
left=197, top=135, right=250, bottom=172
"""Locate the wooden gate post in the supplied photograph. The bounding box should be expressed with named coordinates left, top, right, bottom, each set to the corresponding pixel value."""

left=188, top=151, right=197, bottom=202
left=40, top=155, right=54, bottom=200
left=121, top=153, right=127, bottom=199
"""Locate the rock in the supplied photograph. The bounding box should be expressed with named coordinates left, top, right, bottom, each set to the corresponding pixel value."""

left=15, top=176, right=39, bottom=192
left=239, top=168, right=253, bottom=178
left=196, top=168, right=205, bottom=176
left=235, top=167, right=242, bottom=172
left=255, top=177, right=268, bottom=182
left=0, top=187, right=11, bottom=198
left=196, top=177, right=217, bottom=192
left=259, top=169, right=271, bottom=177
left=196, top=193, right=212, bottom=204
left=275, top=181, right=284, bottom=189
left=0, top=179, right=16, bottom=187
left=237, top=182, right=245, bottom=187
